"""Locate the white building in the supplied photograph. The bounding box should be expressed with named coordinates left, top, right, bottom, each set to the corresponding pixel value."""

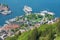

left=48, top=12, right=54, bottom=15
left=19, top=29, right=26, bottom=33
left=40, top=10, right=48, bottom=14
left=40, top=10, right=54, bottom=15
left=48, top=20, right=54, bottom=24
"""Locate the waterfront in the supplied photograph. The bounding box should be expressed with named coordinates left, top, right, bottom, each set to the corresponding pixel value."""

left=0, top=0, right=60, bottom=26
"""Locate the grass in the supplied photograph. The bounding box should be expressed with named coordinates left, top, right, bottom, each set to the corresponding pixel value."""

left=55, top=36, right=60, bottom=40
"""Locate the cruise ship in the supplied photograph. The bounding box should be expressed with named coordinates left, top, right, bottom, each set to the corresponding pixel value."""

left=23, top=5, right=32, bottom=15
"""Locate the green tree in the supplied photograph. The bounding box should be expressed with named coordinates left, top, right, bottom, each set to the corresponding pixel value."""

left=56, top=18, right=60, bottom=36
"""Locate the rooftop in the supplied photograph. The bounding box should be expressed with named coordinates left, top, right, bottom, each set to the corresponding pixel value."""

left=2, top=24, right=20, bottom=31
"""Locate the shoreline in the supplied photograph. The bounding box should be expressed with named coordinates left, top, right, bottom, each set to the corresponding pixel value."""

left=0, top=10, right=58, bottom=28
left=0, top=5, right=59, bottom=32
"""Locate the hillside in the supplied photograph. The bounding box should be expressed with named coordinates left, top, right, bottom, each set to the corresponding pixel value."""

left=5, top=18, right=60, bottom=40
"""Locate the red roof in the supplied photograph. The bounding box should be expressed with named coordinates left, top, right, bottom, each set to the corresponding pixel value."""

left=3, top=24, right=20, bottom=31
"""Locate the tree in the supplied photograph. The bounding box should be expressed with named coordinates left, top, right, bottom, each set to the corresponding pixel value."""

left=56, top=18, right=60, bottom=36
left=27, top=28, right=38, bottom=40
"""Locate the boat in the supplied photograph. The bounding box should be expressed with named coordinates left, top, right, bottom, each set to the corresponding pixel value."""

left=0, top=3, right=11, bottom=15
left=1, top=10, right=11, bottom=15
left=23, top=5, right=32, bottom=15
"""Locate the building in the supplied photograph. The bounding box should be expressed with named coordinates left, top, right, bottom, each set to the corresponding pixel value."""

left=47, top=20, right=54, bottom=24
left=3, top=24, right=20, bottom=31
